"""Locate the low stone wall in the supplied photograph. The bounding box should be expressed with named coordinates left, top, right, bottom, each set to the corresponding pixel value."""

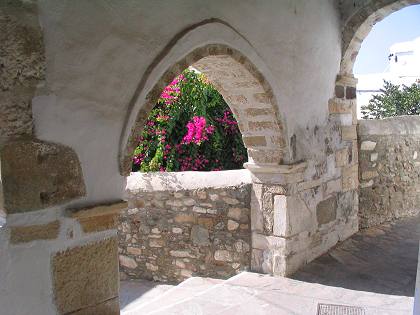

left=358, top=116, right=420, bottom=228
left=118, top=170, right=252, bottom=283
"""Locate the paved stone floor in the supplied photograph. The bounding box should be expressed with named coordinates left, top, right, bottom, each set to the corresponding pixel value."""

left=119, top=216, right=419, bottom=314
left=293, top=215, right=420, bottom=296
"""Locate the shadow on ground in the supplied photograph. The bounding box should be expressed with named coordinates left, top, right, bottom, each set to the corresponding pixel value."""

left=292, top=215, right=420, bottom=296
left=120, top=280, right=174, bottom=311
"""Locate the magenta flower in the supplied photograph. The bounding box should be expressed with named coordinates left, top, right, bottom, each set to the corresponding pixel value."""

left=182, top=116, right=215, bottom=145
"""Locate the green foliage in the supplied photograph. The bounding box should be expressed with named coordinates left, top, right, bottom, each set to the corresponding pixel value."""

left=361, top=80, right=420, bottom=119
left=132, top=69, right=247, bottom=172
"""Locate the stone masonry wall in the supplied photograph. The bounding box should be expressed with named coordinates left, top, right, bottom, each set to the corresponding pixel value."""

left=358, top=116, right=420, bottom=228
left=119, top=170, right=252, bottom=283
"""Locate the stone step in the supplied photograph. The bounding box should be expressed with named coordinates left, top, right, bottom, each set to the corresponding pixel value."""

left=122, top=276, right=225, bottom=315
left=147, top=272, right=414, bottom=315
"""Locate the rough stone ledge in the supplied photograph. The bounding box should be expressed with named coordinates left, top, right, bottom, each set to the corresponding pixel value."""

left=67, top=201, right=127, bottom=233
left=126, top=169, right=252, bottom=193
left=67, top=201, right=127, bottom=219
left=244, top=161, right=307, bottom=174
left=358, top=116, right=420, bottom=136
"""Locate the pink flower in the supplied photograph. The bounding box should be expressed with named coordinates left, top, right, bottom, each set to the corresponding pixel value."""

left=182, top=116, right=215, bottom=144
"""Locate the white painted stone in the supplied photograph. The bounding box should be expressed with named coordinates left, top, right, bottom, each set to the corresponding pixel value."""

left=127, top=170, right=252, bottom=193
left=370, top=152, right=378, bottom=162
left=414, top=151, right=418, bottom=160
left=151, top=228, right=160, bottom=234
left=361, top=141, right=376, bottom=151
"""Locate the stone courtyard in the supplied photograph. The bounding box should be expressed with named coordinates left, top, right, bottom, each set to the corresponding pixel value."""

left=118, top=215, right=420, bottom=314
left=1, top=1, right=420, bottom=314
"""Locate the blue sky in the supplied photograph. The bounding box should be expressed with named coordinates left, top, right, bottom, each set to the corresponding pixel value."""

left=354, top=4, right=420, bottom=75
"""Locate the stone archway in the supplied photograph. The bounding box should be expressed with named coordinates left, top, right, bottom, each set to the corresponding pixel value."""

left=340, top=0, right=420, bottom=76
left=119, top=44, right=286, bottom=176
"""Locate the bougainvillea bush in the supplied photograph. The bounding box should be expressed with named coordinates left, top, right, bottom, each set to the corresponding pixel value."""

left=132, top=69, right=247, bottom=172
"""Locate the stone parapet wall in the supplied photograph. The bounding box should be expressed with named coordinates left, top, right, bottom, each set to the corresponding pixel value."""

left=119, top=170, right=252, bottom=283
left=358, top=116, right=420, bottom=228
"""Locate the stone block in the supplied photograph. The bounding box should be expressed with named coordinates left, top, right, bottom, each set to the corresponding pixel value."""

left=341, top=125, right=357, bottom=140
left=1, top=139, right=86, bottom=213
left=174, top=214, right=196, bottom=224
left=228, top=207, right=242, bottom=221
left=227, top=219, right=239, bottom=231
left=335, top=85, right=345, bottom=98
left=214, top=250, right=233, bottom=262
left=342, top=164, right=358, bottom=191
left=360, top=140, right=376, bottom=151
left=190, top=225, right=210, bottom=246
left=242, top=136, right=267, bottom=148
left=346, top=86, right=356, bottom=99
left=10, top=220, right=60, bottom=243
left=273, top=195, right=313, bottom=237
left=361, top=170, right=378, bottom=180
left=325, top=178, right=342, bottom=196
left=336, top=147, right=350, bottom=167
left=119, top=255, right=138, bottom=269
left=126, top=247, right=142, bottom=255
left=316, top=196, right=337, bottom=226
left=69, top=201, right=127, bottom=233
left=52, top=237, right=119, bottom=315
left=328, top=99, right=352, bottom=114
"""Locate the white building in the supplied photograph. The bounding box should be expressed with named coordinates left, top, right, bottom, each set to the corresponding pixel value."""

left=356, top=36, right=420, bottom=118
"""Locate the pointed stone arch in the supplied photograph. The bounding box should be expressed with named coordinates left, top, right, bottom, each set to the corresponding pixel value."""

left=120, top=43, right=286, bottom=175
left=340, top=0, right=420, bottom=76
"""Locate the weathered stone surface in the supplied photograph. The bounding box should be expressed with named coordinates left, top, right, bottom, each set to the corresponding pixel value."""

left=119, top=184, right=251, bottom=283
left=10, top=220, right=60, bottom=243
left=53, top=237, right=119, bottom=315
left=119, top=255, right=138, bottom=269
left=1, top=140, right=85, bottom=213
left=69, top=201, right=127, bottom=233
left=361, top=140, right=376, bottom=151
left=0, top=1, right=45, bottom=143
left=190, top=225, right=210, bottom=246
left=316, top=196, right=337, bottom=225
left=227, top=220, right=239, bottom=231
left=214, top=250, right=233, bottom=262
left=358, top=120, right=420, bottom=228
left=69, top=297, right=119, bottom=315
